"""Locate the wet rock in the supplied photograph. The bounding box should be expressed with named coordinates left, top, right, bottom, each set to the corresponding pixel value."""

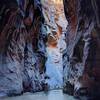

left=0, top=0, right=45, bottom=96
left=63, top=81, right=74, bottom=95
left=63, top=0, right=100, bottom=98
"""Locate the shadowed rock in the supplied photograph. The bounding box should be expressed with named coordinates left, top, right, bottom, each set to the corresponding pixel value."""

left=63, top=0, right=100, bottom=99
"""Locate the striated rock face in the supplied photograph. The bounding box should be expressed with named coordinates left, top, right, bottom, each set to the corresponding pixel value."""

left=0, top=0, right=68, bottom=96
left=63, top=0, right=100, bottom=98
left=41, top=0, right=67, bottom=90
left=0, top=0, right=100, bottom=98
left=0, top=0, right=46, bottom=96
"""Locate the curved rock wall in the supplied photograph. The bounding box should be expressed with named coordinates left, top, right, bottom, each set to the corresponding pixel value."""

left=63, top=0, right=100, bottom=98
left=0, top=0, right=100, bottom=99
left=0, top=0, right=46, bottom=96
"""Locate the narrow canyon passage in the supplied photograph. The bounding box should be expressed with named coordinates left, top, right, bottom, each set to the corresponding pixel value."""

left=0, top=0, right=100, bottom=99
left=42, top=0, right=68, bottom=89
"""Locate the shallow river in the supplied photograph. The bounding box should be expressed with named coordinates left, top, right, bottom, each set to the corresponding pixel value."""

left=0, top=90, right=76, bottom=100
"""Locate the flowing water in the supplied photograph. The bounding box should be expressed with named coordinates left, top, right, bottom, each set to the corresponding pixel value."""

left=0, top=90, right=76, bottom=100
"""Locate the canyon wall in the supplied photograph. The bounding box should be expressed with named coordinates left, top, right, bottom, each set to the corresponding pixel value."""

left=0, top=0, right=46, bottom=96
left=0, top=0, right=67, bottom=96
left=63, top=0, right=100, bottom=99
left=0, top=0, right=100, bottom=99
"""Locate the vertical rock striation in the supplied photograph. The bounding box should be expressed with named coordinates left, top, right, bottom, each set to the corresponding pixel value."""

left=63, top=0, right=100, bottom=99
left=0, top=0, right=46, bottom=96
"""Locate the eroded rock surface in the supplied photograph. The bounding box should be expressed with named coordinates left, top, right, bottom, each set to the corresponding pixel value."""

left=0, top=0, right=100, bottom=99
left=0, top=0, right=46, bottom=96
left=63, top=0, right=100, bottom=99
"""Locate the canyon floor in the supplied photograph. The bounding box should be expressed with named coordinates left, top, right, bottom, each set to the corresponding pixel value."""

left=0, top=90, right=76, bottom=100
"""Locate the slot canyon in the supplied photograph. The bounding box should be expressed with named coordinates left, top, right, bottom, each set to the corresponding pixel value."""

left=0, top=0, right=100, bottom=100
